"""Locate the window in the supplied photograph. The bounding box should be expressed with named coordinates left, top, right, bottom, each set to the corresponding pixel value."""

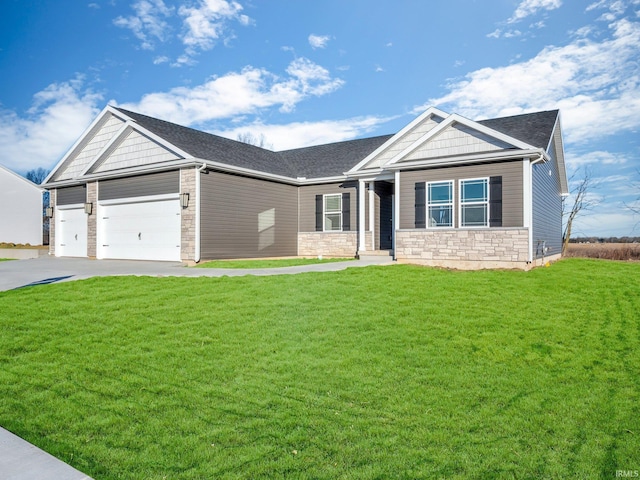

left=427, top=181, right=453, bottom=227
left=324, top=194, right=342, bottom=231
left=460, top=178, right=489, bottom=227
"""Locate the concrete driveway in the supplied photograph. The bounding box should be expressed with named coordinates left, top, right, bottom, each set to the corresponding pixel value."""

left=0, top=255, right=394, bottom=291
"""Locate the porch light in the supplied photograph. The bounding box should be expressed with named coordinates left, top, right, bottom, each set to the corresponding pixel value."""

left=45, top=207, right=54, bottom=218
left=180, top=192, right=190, bottom=209
left=84, top=202, right=93, bottom=215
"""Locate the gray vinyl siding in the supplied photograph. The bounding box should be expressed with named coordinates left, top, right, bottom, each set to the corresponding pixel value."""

left=399, top=161, right=524, bottom=229
left=298, top=181, right=358, bottom=232
left=200, top=171, right=298, bottom=259
left=98, top=171, right=179, bottom=200
left=57, top=185, right=86, bottom=205
left=532, top=141, right=563, bottom=258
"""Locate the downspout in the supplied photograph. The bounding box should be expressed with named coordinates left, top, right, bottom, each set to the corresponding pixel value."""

left=527, top=152, right=546, bottom=263
left=194, top=162, right=207, bottom=263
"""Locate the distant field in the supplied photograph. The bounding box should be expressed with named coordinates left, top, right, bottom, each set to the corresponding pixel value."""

left=565, top=242, right=640, bottom=261
left=0, top=260, right=638, bottom=479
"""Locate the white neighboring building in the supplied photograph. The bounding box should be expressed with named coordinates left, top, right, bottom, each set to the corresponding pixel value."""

left=0, top=165, right=43, bottom=245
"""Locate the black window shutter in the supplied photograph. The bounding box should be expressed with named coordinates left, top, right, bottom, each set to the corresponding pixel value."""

left=342, top=192, right=350, bottom=231
left=315, top=195, right=323, bottom=231
left=415, top=182, right=426, bottom=228
left=489, top=176, right=502, bottom=227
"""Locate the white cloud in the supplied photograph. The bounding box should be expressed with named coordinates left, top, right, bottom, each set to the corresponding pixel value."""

left=571, top=211, right=637, bottom=236
left=508, top=0, right=562, bottom=24
left=115, top=0, right=251, bottom=63
left=179, top=0, right=250, bottom=56
left=215, top=115, right=395, bottom=151
left=423, top=18, right=640, bottom=145
left=0, top=77, right=102, bottom=174
left=565, top=150, right=630, bottom=169
left=504, top=29, right=523, bottom=38
left=308, top=34, right=331, bottom=49
left=153, top=55, right=169, bottom=64
left=117, top=57, right=344, bottom=125
left=113, top=0, right=173, bottom=50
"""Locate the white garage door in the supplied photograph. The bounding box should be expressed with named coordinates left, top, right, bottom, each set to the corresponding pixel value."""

left=97, top=198, right=181, bottom=261
left=56, top=207, right=87, bottom=257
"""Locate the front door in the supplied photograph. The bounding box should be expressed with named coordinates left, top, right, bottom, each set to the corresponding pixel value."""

left=378, top=182, right=393, bottom=250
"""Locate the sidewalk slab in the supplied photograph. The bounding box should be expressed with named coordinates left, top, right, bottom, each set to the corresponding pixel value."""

left=0, top=427, right=93, bottom=480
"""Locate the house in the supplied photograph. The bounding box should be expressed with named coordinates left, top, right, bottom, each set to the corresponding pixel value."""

left=42, top=105, right=568, bottom=269
left=0, top=164, right=43, bottom=246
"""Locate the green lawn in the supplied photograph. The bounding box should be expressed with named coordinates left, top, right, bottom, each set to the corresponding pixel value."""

left=0, top=258, right=16, bottom=262
left=0, top=259, right=638, bottom=479
left=195, top=257, right=351, bottom=268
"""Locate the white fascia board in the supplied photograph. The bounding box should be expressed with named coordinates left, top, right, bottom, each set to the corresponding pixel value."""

left=44, top=159, right=196, bottom=188
left=297, top=176, right=348, bottom=185
left=43, top=105, right=120, bottom=184
left=343, top=169, right=395, bottom=182
left=347, top=106, right=450, bottom=173
left=384, top=113, right=535, bottom=168
left=384, top=149, right=544, bottom=171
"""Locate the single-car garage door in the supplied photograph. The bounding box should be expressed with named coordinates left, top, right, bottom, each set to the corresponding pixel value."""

left=97, top=197, right=181, bottom=261
left=56, top=207, right=88, bottom=257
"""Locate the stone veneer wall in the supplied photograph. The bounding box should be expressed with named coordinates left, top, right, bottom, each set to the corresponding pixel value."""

left=87, top=182, right=97, bottom=258
left=298, top=232, right=358, bottom=257
left=180, top=168, right=197, bottom=261
left=396, top=228, right=530, bottom=267
left=48, top=189, right=57, bottom=256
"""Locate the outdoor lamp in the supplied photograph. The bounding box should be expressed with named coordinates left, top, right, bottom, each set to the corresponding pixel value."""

left=180, top=192, right=190, bottom=209
left=84, top=202, right=93, bottom=215
left=45, top=207, right=54, bottom=218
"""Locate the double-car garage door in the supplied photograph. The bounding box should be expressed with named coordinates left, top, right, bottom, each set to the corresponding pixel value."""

left=97, top=197, right=180, bottom=261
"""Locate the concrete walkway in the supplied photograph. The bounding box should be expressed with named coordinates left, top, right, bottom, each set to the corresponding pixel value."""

left=0, top=255, right=394, bottom=292
left=0, top=427, right=92, bottom=480
left=0, top=254, right=394, bottom=477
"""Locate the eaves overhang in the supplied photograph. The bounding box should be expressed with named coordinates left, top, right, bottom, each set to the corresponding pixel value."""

left=383, top=148, right=547, bottom=172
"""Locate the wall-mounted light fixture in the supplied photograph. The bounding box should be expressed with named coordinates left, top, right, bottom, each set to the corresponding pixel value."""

left=180, top=192, right=190, bottom=209
left=45, top=207, right=54, bottom=218
left=84, top=202, right=93, bottom=215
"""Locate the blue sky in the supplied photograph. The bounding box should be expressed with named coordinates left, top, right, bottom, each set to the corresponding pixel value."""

left=1, top=0, right=639, bottom=237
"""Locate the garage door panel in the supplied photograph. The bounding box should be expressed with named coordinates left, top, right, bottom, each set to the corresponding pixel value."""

left=98, top=199, right=181, bottom=261
left=56, top=208, right=87, bottom=257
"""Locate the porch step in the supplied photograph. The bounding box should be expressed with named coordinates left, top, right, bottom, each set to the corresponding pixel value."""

left=357, top=250, right=393, bottom=258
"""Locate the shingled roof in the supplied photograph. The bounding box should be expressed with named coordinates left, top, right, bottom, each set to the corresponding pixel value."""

left=115, top=107, right=298, bottom=177
left=115, top=106, right=558, bottom=180
left=478, top=110, right=558, bottom=150
left=278, top=135, right=393, bottom=178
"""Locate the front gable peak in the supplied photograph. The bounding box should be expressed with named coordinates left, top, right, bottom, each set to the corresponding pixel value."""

left=349, top=107, right=538, bottom=175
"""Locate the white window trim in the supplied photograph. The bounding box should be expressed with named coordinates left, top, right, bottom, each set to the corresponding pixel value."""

left=459, top=177, right=489, bottom=228
left=323, top=193, right=342, bottom=232
left=426, top=180, right=454, bottom=228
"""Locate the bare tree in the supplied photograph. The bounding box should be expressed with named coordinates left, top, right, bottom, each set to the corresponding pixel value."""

left=25, top=167, right=49, bottom=185
left=24, top=168, right=51, bottom=244
left=236, top=132, right=273, bottom=150
left=625, top=169, right=640, bottom=215
left=562, top=167, right=597, bottom=254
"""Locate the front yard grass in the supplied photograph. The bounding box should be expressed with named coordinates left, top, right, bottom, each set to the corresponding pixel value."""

left=195, top=257, right=351, bottom=268
left=0, top=259, right=638, bottom=479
